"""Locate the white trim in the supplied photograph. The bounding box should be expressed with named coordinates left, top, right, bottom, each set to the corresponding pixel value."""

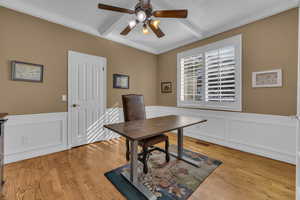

left=99, top=14, right=125, bottom=37
left=151, top=0, right=203, bottom=39
left=146, top=106, right=297, bottom=164
left=4, top=112, right=68, bottom=164
left=177, top=35, right=242, bottom=112
left=3, top=107, right=296, bottom=165
left=4, top=109, right=121, bottom=164
left=0, top=0, right=298, bottom=55
left=252, top=69, right=282, bottom=88
left=98, top=1, right=137, bottom=37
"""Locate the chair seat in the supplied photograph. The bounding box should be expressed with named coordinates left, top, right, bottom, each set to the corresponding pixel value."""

left=139, top=134, right=168, bottom=148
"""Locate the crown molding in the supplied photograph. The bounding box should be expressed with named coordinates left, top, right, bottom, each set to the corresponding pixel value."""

left=0, top=0, right=298, bottom=55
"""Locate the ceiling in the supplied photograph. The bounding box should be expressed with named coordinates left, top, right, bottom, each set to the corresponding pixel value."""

left=0, top=0, right=298, bottom=54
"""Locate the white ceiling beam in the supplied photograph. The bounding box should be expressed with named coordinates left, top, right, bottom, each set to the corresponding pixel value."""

left=98, top=1, right=136, bottom=37
left=98, top=14, right=127, bottom=36
left=293, top=0, right=300, bottom=5
left=151, top=0, right=204, bottom=38
left=177, top=19, right=204, bottom=38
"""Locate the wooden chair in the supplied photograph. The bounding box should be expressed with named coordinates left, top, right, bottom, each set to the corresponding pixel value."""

left=122, top=94, right=170, bottom=174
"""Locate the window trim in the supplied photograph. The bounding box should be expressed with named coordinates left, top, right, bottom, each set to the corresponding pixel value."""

left=177, top=35, right=242, bottom=112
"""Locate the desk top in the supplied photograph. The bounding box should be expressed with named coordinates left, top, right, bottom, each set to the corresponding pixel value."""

left=0, top=113, right=8, bottom=119
left=104, top=115, right=207, bottom=141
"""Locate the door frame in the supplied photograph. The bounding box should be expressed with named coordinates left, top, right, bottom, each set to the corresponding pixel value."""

left=67, top=50, right=107, bottom=148
left=297, top=5, right=300, bottom=200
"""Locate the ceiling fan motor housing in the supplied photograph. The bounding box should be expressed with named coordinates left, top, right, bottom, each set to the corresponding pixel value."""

left=135, top=2, right=153, bottom=21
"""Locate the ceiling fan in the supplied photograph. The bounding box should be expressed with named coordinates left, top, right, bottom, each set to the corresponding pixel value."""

left=98, top=0, right=188, bottom=38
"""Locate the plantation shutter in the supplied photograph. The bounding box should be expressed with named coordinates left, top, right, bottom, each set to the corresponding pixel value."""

left=205, top=46, right=236, bottom=102
left=180, top=55, right=204, bottom=102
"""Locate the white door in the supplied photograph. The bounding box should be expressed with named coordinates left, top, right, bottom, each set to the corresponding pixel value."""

left=68, top=51, right=107, bottom=147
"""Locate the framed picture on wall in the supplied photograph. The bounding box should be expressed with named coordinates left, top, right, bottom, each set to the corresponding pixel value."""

left=11, top=61, right=44, bottom=82
left=252, top=69, right=282, bottom=88
left=113, top=74, right=129, bottom=89
left=161, top=82, right=172, bottom=93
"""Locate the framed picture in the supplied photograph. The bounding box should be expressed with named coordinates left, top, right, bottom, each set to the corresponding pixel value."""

left=252, top=69, right=282, bottom=88
left=161, top=82, right=172, bottom=93
left=11, top=61, right=44, bottom=82
left=113, top=74, right=129, bottom=89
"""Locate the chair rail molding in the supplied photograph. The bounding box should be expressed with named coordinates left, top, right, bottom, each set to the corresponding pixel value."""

left=4, top=109, right=121, bottom=164
left=4, top=106, right=296, bottom=164
left=146, top=106, right=297, bottom=164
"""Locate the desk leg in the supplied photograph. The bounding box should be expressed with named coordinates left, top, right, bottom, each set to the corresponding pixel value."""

left=130, top=140, right=138, bottom=184
left=169, top=128, right=201, bottom=168
left=177, top=128, right=183, bottom=159
left=121, top=140, right=157, bottom=200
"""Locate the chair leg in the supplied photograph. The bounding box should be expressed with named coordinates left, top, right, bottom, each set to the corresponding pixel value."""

left=126, top=139, right=130, bottom=161
left=165, top=139, right=170, bottom=162
left=142, top=146, right=148, bottom=174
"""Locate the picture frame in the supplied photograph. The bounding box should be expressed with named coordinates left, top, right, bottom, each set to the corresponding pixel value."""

left=252, top=69, right=282, bottom=88
left=161, top=82, right=172, bottom=93
left=11, top=61, right=44, bottom=83
left=113, top=74, right=129, bottom=89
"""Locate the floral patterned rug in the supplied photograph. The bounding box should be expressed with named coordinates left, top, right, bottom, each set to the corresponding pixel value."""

left=105, top=145, right=222, bottom=200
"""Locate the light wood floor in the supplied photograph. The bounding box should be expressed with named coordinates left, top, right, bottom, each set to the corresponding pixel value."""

left=2, top=134, right=295, bottom=200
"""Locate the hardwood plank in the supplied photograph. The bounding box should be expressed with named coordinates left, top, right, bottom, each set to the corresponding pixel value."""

left=2, top=134, right=295, bottom=200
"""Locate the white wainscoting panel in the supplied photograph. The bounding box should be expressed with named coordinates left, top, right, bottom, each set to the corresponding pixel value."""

left=4, top=112, right=68, bottom=164
left=101, top=107, right=123, bottom=141
left=4, top=107, right=296, bottom=165
left=145, top=106, right=297, bottom=164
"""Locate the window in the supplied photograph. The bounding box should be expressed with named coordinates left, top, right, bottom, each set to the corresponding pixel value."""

left=177, top=35, right=242, bottom=111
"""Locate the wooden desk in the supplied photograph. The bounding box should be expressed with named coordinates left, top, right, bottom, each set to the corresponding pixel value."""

left=0, top=113, right=7, bottom=193
left=104, top=115, right=207, bottom=200
left=0, top=114, right=8, bottom=119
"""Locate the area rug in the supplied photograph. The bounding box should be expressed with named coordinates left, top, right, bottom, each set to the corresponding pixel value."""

left=105, top=145, right=222, bottom=200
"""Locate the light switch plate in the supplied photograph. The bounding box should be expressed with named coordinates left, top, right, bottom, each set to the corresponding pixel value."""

left=62, top=94, right=67, bottom=102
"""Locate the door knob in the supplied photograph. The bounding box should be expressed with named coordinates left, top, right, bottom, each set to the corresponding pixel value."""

left=72, top=104, right=80, bottom=108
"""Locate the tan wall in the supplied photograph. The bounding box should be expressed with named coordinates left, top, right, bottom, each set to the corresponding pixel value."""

left=0, top=7, right=158, bottom=115
left=0, top=7, right=298, bottom=116
left=157, top=8, right=298, bottom=116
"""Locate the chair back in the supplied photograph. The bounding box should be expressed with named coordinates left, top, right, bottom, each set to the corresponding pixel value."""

left=122, top=94, right=146, bottom=122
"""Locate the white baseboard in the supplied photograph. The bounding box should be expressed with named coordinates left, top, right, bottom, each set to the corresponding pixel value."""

left=146, top=106, right=297, bottom=164
left=4, top=107, right=297, bottom=165
left=4, top=112, right=68, bottom=164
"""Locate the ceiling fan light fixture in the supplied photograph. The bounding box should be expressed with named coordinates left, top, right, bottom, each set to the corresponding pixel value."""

left=152, top=20, right=160, bottom=29
left=142, top=24, right=149, bottom=34
left=129, top=20, right=137, bottom=28
left=137, top=10, right=147, bottom=22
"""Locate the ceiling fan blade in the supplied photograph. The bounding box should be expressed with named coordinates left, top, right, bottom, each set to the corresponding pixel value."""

left=120, top=26, right=132, bottom=35
left=153, top=10, right=188, bottom=18
left=98, top=3, right=135, bottom=14
left=148, top=21, right=165, bottom=38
